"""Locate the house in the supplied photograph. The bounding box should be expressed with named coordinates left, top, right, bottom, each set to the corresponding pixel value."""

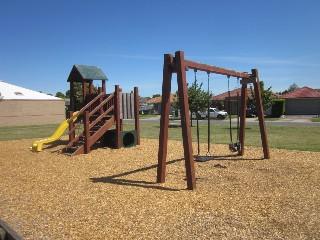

left=280, top=87, right=320, bottom=115
left=147, top=94, right=178, bottom=114
left=212, top=88, right=279, bottom=115
left=0, top=81, right=65, bottom=126
left=212, top=88, right=253, bottom=114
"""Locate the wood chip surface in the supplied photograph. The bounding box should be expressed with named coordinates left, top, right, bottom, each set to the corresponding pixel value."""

left=0, top=138, right=319, bottom=239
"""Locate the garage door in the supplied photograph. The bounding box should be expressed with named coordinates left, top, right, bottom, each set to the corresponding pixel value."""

left=285, top=98, right=320, bottom=115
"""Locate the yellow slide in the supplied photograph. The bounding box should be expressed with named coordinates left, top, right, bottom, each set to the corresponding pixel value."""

left=32, top=112, right=79, bottom=152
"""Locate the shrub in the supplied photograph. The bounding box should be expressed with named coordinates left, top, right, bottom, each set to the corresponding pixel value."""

left=271, top=99, right=285, bottom=117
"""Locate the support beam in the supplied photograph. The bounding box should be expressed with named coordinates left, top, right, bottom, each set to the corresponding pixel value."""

left=134, top=87, right=140, bottom=145
left=185, top=60, right=250, bottom=79
left=239, top=83, right=247, bottom=156
left=252, top=69, right=270, bottom=159
left=175, top=51, right=196, bottom=190
left=102, top=80, right=106, bottom=94
left=70, top=82, right=75, bottom=111
left=115, top=85, right=121, bottom=149
left=157, top=54, right=174, bottom=184
left=89, top=81, right=94, bottom=94
left=84, top=111, right=91, bottom=154
left=82, top=82, right=87, bottom=103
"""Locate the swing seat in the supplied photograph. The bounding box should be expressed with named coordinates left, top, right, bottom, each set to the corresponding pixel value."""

left=195, top=155, right=214, bottom=162
left=229, top=142, right=241, bottom=152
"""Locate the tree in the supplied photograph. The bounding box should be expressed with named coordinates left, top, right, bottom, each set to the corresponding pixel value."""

left=66, top=82, right=99, bottom=110
left=288, top=83, right=299, bottom=92
left=280, top=83, right=299, bottom=95
left=174, top=79, right=211, bottom=125
left=247, top=81, right=273, bottom=113
left=152, top=94, right=161, bottom=98
left=55, top=92, right=66, bottom=98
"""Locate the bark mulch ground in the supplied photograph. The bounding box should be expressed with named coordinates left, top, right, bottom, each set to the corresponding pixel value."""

left=0, top=138, right=319, bottom=239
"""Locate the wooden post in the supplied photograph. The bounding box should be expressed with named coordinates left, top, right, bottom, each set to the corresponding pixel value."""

left=119, top=88, right=124, bottom=132
left=252, top=69, right=270, bottom=159
left=89, top=81, right=94, bottom=94
left=115, top=85, right=121, bottom=149
left=157, top=54, right=174, bottom=184
left=68, top=111, right=75, bottom=143
left=175, top=51, right=196, bottom=190
left=82, top=82, right=87, bottom=104
left=98, top=87, right=104, bottom=115
left=84, top=110, right=91, bottom=154
left=102, top=80, right=106, bottom=94
left=70, top=82, right=75, bottom=111
left=239, top=83, right=247, bottom=156
left=134, top=87, right=140, bottom=145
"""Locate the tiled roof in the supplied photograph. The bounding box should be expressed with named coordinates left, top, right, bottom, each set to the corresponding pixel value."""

left=0, top=81, right=63, bottom=100
left=147, top=94, right=178, bottom=104
left=212, top=88, right=253, bottom=100
left=212, top=87, right=280, bottom=101
left=281, top=87, right=320, bottom=99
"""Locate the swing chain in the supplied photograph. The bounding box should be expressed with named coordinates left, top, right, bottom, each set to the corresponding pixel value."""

left=227, top=75, right=238, bottom=153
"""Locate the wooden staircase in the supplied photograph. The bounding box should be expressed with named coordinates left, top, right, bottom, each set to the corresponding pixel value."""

left=64, top=92, right=117, bottom=156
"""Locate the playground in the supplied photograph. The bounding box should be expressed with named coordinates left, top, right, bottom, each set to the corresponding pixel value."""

left=0, top=137, right=319, bottom=239
left=1, top=51, right=319, bottom=239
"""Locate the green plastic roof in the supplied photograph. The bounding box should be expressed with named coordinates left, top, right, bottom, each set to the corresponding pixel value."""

left=67, top=65, right=108, bottom=82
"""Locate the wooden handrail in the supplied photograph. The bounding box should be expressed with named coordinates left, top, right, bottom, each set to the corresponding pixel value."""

left=67, top=91, right=116, bottom=151
left=68, top=92, right=104, bottom=124
left=89, top=105, right=114, bottom=129
left=89, top=93, right=114, bottom=118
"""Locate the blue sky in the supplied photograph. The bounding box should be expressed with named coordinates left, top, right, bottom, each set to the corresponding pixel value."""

left=1, top=0, right=319, bottom=97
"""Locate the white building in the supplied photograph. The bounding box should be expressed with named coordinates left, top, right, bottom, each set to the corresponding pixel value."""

left=0, top=81, right=65, bottom=126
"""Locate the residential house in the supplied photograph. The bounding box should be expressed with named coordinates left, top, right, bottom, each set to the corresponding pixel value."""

left=280, top=87, right=320, bottom=115
left=147, top=94, right=178, bottom=115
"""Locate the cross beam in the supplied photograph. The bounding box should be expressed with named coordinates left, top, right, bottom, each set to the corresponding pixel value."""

left=184, top=60, right=251, bottom=79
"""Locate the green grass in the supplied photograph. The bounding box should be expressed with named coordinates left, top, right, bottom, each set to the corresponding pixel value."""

left=139, top=114, right=158, bottom=119
left=311, top=117, right=320, bottom=122
left=264, top=117, right=281, bottom=121
left=1, top=122, right=319, bottom=152
left=0, top=124, right=66, bottom=141
left=123, top=122, right=320, bottom=152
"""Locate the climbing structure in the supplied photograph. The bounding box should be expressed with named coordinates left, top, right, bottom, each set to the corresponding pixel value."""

left=64, top=65, right=140, bottom=156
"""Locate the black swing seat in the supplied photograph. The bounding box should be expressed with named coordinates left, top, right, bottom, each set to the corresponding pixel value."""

left=229, top=142, right=241, bottom=152
left=195, top=155, right=215, bottom=162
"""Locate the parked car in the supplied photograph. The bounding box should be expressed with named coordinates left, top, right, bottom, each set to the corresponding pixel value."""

left=246, top=107, right=257, bottom=118
left=200, top=108, right=228, bottom=120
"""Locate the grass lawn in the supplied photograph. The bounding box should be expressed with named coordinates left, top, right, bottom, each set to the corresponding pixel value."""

left=139, top=114, right=158, bottom=119
left=1, top=122, right=319, bottom=152
left=311, top=117, right=320, bottom=122
left=125, top=122, right=319, bottom=152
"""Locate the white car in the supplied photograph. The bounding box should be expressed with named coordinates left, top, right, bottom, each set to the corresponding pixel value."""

left=200, top=108, right=228, bottom=120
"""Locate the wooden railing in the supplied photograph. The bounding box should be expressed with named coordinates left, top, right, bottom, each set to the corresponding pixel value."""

left=67, top=92, right=115, bottom=149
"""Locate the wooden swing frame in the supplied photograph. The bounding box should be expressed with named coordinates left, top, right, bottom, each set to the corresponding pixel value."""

left=157, top=51, right=270, bottom=190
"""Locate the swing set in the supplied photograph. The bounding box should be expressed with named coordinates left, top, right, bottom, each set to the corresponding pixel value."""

left=193, top=71, right=241, bottom=162
left=157, top=51, right=270, bottom=190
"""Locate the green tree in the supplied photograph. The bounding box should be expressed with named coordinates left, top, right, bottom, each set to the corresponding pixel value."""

left=174, top=79, right=211, bottom=125
left=280, top=83, right=299, bottom=95
left=288, top=83, right=299, bottom=92
left=55, top=92, right=66, bottom=98
left=66, top=82, right=99, bottom=110
left=152, top=94, right=161, bottom=98
left=65, top=90, right=70, bottom=98
left=247, top=81, right=273, bottom=112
